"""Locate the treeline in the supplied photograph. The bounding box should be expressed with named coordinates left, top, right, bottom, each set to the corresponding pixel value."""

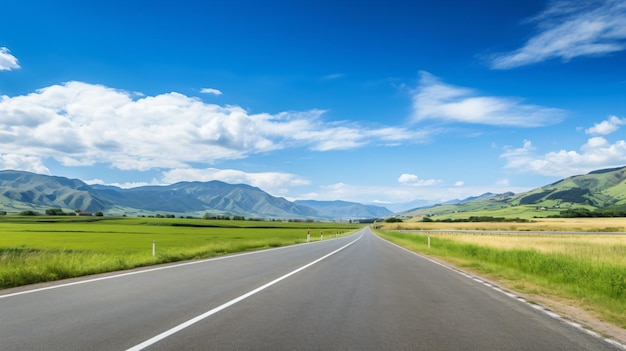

left=551, top=208, right=626, bottom=218
left=12, top=209, right=105, bottom=216
left=202, top=213, right=246, bottom=220
left=423, top=216, right=530, bottom=223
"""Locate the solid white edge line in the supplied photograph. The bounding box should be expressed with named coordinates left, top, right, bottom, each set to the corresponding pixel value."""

left=125, top=232, right=363, bottom=351
left=372, top=231, right=626, bottom=351
left=0, top=232, right=360, bottom=300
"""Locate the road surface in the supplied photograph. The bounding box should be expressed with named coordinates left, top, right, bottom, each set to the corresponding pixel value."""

left=1, top=227, right=622, bottom=350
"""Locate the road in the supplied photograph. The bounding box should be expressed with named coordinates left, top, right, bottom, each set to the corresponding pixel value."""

left=0, top=227, right=622, bottom=350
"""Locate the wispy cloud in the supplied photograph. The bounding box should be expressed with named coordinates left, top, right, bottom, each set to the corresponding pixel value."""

left=200, top=88, right=223, bottom=95
left=490, top=0, right=626, bottom=69
left=321, top=73, right=345, bottom=80
left=412, top=72, right=565, bottom=127
left=0, top=81, right=430, bottom=174
left=0, top=47, right=20, bottom=71
left=501, top=116, right=626, bottom=176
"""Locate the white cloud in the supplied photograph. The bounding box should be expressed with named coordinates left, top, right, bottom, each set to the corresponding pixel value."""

left=412, top=72, right=565, bottom=127
left=0, top=47, right=20, bottom=71
left=0, top=154, right=49, bottom=174
left=398, top=173, right=419, bottom=184
left=397, top=173, right=441, bottom=187
left=501, top=136, right=626, bottom=177
left=455, top=181, right=465, bottom=187
left=0, top=81, right=431, bottom=174
left=200, top=88, right=223, bottom=95
left=585, top=115, right=626, bottom=135
left=84, top=178, right=160, bottom=189
left=490, top=0, right=626, bottom=69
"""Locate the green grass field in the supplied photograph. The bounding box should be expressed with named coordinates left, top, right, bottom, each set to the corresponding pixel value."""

left=375, top=229, right=626, bottom=330
left=0, top=216, right=361, bottom=289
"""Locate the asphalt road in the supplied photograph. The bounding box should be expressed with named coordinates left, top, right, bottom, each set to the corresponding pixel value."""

left=1, top=227, right=622, bottom=350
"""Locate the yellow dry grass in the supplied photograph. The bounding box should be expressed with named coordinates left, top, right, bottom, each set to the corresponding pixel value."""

left=423, top=232, right=625, bottom=265
left=380, top=217, right=626, bottom=232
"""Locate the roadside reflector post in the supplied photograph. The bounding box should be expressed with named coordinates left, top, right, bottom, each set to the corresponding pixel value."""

left=152, top=240, right=156, bottom=256
left=307, top=230, right=310, bottom=243
left=321, top=231, right=323, bottom=241
left=428, top=235, right=431, bottom=248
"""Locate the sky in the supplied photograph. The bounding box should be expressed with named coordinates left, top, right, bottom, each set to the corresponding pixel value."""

left=1, top=0, right=625, bottom=210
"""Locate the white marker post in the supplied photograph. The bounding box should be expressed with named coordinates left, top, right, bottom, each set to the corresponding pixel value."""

left=428, top=235, right=431, bottom=248
left=307, top=230, right=310, bottom=243
left=152, top=240, right=156, bottom=256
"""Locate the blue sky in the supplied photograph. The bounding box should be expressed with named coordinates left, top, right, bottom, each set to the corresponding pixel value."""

left=1, top=0, right=625, bottom=210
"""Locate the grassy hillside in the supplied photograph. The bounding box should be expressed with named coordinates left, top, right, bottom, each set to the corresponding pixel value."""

left=402, top=166, right=626, bottom=220
left=510, top=166, right=626, bottom=208
left=0, top=170, right=108, bottom=213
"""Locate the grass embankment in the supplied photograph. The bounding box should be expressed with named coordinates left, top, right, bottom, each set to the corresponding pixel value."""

left=375, top=228, right=626, bottom=330
left=0, top=216, right=361, bottom=290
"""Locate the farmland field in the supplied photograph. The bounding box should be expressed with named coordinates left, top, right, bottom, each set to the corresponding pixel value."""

left=0, top=216, right=361, bottom=289
left=375, top=218, right=626, bottom=339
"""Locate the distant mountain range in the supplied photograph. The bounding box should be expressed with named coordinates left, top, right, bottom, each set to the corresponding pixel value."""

left=294, top=200, right=393, bottom=219
left=0, top=170, right=391, bottom=219
left=401, top=166, right=626, bottom=218
left=3, top=166, right=625, bottom=220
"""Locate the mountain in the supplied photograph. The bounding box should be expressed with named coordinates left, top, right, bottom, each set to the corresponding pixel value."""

left=0, top=170, right=110, bottom=212
left=509, top=166, right=626, bottom=208
left=401, top=166, right=626, bottom=218
left=0, top=170, right=321, bottom=219
left=294, top=200, right=393, bottom=219
left=96, top=181, right=321, bottom=218
left=5, top=165, right=624, bottom=220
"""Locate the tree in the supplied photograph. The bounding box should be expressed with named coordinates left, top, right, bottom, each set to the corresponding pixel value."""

left=45, top=208, right=66, bottom=216
left=19, top=210, right=39, bottom=216
left=95, top=211, right=104, bottom=217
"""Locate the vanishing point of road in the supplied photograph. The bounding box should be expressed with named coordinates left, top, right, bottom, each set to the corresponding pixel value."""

left=1, top=227, right=623, bottom=350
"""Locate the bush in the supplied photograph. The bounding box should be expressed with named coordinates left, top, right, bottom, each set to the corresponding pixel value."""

left=45, top=208, right=66, bottom=216
left=19, top=210, right=39, bottom=216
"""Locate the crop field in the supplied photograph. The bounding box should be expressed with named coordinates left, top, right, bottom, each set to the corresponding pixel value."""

left=375, top=226, right=626, bottom=333
left=0, top=216, right=361, bottom=290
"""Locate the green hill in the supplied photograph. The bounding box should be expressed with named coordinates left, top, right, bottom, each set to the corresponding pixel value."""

left=0, top=170, right=110, bottom=213
left=402, top=166, right=626, bottom=219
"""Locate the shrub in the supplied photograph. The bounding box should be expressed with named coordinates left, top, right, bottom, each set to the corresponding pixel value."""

left=19, top=210, right=39, bottom=216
